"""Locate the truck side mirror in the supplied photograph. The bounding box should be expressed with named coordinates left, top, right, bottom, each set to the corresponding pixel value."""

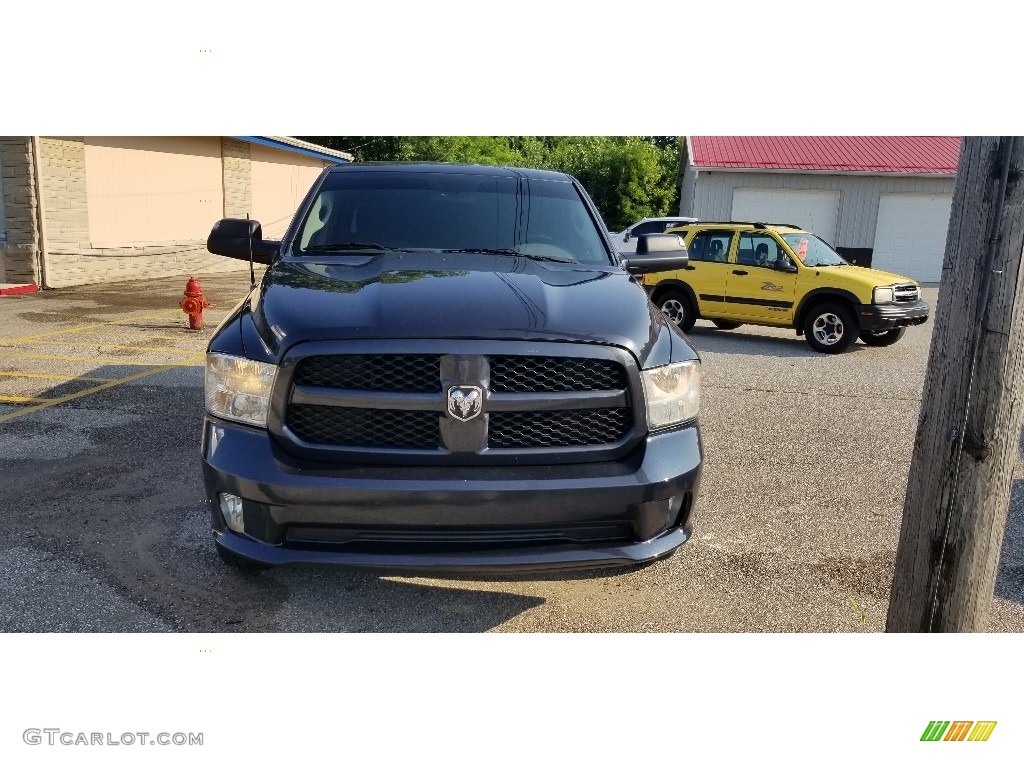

left=622, top=234, right=690, bottom=274
left=207, top=219, right=279, bottom=264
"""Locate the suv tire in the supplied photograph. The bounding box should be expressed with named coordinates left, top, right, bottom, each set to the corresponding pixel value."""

left=657, top=290, right=696, bottom=332
left=804, top=302, right=857, bottom=354
left=859, top=327, right=907, bottom=347
left=712, top=320, right=743, bottom=330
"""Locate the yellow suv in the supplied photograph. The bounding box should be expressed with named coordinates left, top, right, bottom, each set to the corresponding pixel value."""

left=642, top=222, right=930, bottom=353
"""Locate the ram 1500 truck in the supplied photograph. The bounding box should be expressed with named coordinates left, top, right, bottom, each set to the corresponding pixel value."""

left=202, top=162, right=702, bottom=573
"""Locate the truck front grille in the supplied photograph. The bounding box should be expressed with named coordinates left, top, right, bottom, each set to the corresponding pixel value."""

left=295, top=355, right=440, bottom=392
left=488, top=408, right=631, bottom=448
left=490, top=356, right=627, bottom=392
left=279, top=347, right=639, bottom=463
left=288, top=405, right=440, bottom=449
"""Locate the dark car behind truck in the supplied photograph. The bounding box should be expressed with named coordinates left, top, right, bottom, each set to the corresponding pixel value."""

left=201, top=163, right=703, bottom=573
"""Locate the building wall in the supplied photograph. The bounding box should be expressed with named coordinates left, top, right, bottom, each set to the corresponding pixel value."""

left=0, top=136, right=41, bottom=285
left=33, top=137, right=249, bottom=288
left=250, top=144, right=328, bottom=238
left=680, top=168, right=954, bottom=248
left=222, top=138, right=252, bottom=219
left=84, top=136, right=225, bottom=244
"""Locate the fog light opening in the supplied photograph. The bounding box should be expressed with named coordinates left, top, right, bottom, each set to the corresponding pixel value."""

left=670, top=492, right=693, bottom=530
left=220, top=493, right=245, bottom=533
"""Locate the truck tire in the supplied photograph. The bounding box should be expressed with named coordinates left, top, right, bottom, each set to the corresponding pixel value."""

left=657, top=290, right=696, bottom=332
left=859, top=327, right=907, bottom=347
left=804, top=302, right=857, bottom=353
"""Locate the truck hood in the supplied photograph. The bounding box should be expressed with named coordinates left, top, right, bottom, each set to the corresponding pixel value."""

left=243, top=253, right=688, bottom=368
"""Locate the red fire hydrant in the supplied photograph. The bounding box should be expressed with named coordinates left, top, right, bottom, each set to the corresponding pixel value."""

left=180, top=276, right=211, bottom=330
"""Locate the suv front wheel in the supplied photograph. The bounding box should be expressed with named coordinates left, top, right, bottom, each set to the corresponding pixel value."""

left=657, top=290, right=696, bottom=332
left=804, top=302, right=857, bottom=353
left=859, top=327, right=907, bottom=347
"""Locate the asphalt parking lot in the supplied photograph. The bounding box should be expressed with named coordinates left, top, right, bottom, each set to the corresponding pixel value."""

left=0, top=275, right=1022, bottom=632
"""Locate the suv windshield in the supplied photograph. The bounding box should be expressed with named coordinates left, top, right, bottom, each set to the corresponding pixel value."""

left=294, top=171, right=611, bottom=265
left=781, top=233, right=848, bottom=267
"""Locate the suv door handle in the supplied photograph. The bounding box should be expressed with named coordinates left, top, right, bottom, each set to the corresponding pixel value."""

left=732, top=269, right=748, bottom=276
left=683, top=265, right=696, bottom=271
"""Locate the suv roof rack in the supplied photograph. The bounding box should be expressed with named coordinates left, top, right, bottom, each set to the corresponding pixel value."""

left=680, top=221, right=805, bottom=230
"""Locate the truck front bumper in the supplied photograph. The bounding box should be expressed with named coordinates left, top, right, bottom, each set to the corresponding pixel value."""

left=201, top=418, right=702, bottom=574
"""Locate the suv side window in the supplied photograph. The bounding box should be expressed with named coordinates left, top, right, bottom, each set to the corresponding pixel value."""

left=738, top=233, right=795, bottom=269
left=688, top=231, right=734, bottom=262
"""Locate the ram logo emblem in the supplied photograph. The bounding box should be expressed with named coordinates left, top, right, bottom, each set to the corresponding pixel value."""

left=447, top=386, right=483, bottom=422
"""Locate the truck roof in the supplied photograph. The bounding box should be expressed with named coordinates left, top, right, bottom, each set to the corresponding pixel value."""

left=327, top=162, right=572, bottom=182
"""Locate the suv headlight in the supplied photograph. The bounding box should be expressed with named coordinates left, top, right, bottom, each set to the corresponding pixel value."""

left=641, top=360, right=700, bottom=430
left=205, top=353, right=277, bottom=427
left=873, top=286, right=895, bottom=305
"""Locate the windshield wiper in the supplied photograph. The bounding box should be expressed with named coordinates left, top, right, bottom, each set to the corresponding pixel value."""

left=439, top=248, right=577, bottom=263
left=304, top=242, right=396, bottom=252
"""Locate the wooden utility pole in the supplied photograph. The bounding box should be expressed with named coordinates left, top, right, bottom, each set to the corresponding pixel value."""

left=887, top=136, right=1024, bottom=632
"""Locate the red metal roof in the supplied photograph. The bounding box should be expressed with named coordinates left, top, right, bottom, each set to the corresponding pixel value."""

left=688, top=136, right=960, bottom=174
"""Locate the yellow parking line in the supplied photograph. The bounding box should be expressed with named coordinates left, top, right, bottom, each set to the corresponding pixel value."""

left=0, top=340, right=203, bottom=354
left=68, top=330, right=212, bottom=342
left=0, top=372, right=117, bottom=382
left=0, top=395, right=56, bottom=403
left=0, top=309, right=182, bottom=345
left=0, top=354, right=207, bottom=424
left=0, top=352, right=203, bottom=365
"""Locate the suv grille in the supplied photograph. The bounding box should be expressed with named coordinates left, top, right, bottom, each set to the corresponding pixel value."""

left=282, top=351, right=636, bottom=458
left=893, top=284, right=920, bottom=303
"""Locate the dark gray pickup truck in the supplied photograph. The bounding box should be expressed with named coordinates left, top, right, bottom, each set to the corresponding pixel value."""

left=201, top=162, right=702, bottom=573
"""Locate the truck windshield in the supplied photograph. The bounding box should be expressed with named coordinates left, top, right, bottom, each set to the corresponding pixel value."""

left=780, top=233, right=849, bottom=267
left=294, top=171, right=611, bottom=265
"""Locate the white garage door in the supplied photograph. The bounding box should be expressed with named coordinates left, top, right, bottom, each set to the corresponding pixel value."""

left=872, top=194, right=951, bottom=283
left=731, top=189, right=839, bottom=244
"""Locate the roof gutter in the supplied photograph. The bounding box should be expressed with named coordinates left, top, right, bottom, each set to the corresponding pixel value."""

left=30, top=136, right=50, bottom=289
left=237, top=136, right=351, bottom=165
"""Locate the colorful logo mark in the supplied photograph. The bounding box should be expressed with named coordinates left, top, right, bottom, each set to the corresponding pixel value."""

left=921, top=721, right=997, bottom=742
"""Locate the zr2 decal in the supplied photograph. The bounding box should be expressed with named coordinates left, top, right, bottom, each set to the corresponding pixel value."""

left=761, top=282, right=784, bottom=293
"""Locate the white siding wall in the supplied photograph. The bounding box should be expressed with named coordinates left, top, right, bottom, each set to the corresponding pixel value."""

left=872, top=194, right=952, bottom=282
left=682, top=170, right=955, bottom=248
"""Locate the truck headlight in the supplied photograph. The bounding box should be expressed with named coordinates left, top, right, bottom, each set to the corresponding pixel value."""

left=642, top=360, right=700, bottom=430
left=873, top=286, right=895, bottom=305
left=205, top=353, right=277, bottom=427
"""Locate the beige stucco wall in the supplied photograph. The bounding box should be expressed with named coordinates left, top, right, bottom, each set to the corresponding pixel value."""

left=34, top=137, right=246, bottom=288
left=251, top=143, right=328, bottom=238
left=84, top=137, right=224, bottom=244
left=3, top=137, right=339, bottom=288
